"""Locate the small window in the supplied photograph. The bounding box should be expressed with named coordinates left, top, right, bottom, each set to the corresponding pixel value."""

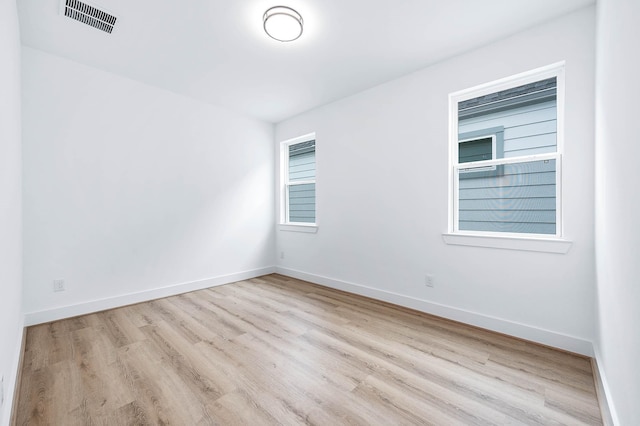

left=281, top=134, right=316, bottom=225
left=458, top=126, right=504, bottom=176
left=459, top=135, right=494, bottom=164
left=449, top=64, right=564, bottom=237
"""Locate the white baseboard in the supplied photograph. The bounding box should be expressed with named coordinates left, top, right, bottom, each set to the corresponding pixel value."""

left=1, top=319, right=25, bottom=426
left=276, top=267, right=594, bottom=357
left=24, top=266, right=276, bottom=326
left=592, top=347, right=619, bottom=426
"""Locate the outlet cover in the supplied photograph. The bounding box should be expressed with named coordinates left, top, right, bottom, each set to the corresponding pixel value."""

left=425, top=275, right=434, bottom=288
left=53, top=279, right=65, bottom=292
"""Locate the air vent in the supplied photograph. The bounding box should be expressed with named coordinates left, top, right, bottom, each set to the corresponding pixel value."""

left=62, top=0, right=117, bottom=34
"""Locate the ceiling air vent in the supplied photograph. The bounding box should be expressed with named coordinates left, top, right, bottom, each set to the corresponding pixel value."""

left=62, top=0, right=117, bottom=34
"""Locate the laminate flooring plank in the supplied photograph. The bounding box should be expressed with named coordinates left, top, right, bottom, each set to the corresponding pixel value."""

left=340, top=308, right=493, bottom=365
left=139, top=322, right=226, bottom=403
left=358, top=373, right=478, bottom=426
left=203, top=390, right=279, bottom=425
left=544, top=388, right=604, bottom=425
left=178, top=291, right=248, bottom=340
left=211, top=291, right=310, bottom=339
left=114, top=341, right=176, bottom=425
left=95, top=310, right=137, bottom=348
left=15, top=274, right=603, bottom=425
left=230, top=332, right=375, bottom=423
left=305, top=326, right=548, bottom=424
left=191, top=340, right=311, bottom=425
left=225, top=283, right=314, bottom=330
left=23, top=322, right=73, bottom=371
left=15, top=366, right=51, bottom=425
left=68, top=327, right=134, bottom=418
left=122, top=301, right=164, bottom=328
left=370, top=356, right=509, bottom=425
left=195, top=296, right=274, bottom=339
left=162, top=296, right=235, bottom=345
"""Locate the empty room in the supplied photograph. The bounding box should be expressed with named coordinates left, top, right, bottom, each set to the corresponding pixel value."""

left=1, top=0, right=638, bottom=424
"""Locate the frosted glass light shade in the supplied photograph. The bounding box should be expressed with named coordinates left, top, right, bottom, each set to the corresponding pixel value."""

left=263, top=6, right=303, bottom=42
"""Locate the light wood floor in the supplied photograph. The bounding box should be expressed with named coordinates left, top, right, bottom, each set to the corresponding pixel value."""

left=14, top=274, right=603, bottom=425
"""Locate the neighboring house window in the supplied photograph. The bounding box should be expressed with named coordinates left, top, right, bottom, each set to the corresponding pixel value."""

left=458, top=126, right=504, bottom=175
left=281, top=134, right=316, bottom=225
left=449, top=64, right=564, bottom=236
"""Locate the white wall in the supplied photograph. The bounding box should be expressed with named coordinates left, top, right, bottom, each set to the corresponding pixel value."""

left=595, top=0, right=640, bottom=423
left=0, top=0, right=23, bottom=424
left=275, top=7, right=596, bottom=355
left=22, top=47, right=275, bottom=322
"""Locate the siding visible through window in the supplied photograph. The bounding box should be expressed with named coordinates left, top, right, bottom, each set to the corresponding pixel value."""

left=458, top=159, right=556, bottom=234
left=287, top=140, right=316, bottom=223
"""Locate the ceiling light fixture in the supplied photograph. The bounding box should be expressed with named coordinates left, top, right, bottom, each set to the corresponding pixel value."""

left=263, top=6, right=303, bottom=42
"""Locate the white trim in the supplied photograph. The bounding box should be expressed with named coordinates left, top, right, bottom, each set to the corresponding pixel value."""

left=442, top=232, right=572, bottom=253
left=448, top=62, right=565, bottom=239
left=555, top=65, right=566, bottom=237
left=448, top=83, right=458, bottom=233
left=287, top=179, right=315, bottom=186
left=592, top=347, right=620, bottom=426
left=279, top=132, right=316, bottom=147
left=276, top=267, right=593, bottom=356
left=23, top=266, right=275, bottom=326
left=454, top=152, right=558, bottom=169
left=450, top=61, right=566, bottom=100
left=278, top=223, right=318, bottom=233
left=1, top=319, right=24, bottom=426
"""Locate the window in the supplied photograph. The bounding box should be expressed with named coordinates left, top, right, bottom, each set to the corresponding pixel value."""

left=458, top=126, right=504, bottom=175
left=449, top=63, right=564, bottom=238
left=281, top=134, right=316, bottom=226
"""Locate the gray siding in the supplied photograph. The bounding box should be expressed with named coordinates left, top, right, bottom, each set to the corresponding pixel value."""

left=288, top=141, right=316, bottom=223
left=459, top=100, right=557, bottom=158
left=458, top=159, right=556, bottom=234
left=289, top=151, right=315, bottom=181
left=458, top=100, right=557, bottom=234
left=288, top=183, right=315, bottom=223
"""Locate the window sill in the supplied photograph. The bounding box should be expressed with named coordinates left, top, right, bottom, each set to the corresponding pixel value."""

left=442, top=233, right=572, bottom=254
left=279, top=224, right=318, bottom=233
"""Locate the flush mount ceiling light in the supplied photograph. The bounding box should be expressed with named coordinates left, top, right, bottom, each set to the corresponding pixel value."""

left=263, top=6, right=303, bottom=42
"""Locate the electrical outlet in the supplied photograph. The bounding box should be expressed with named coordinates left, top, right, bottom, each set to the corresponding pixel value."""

left=1, top=375, right=4, bottom=407
left=53, top=279, right=65, bottom=292
left=280, top=251, right=285, bottom=259
left=425, top=275, right=434, bottom=288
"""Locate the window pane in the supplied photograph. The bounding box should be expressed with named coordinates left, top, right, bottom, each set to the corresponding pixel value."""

left=459, top=137, right=493, bottom=163
left=458, top=78, right=557, bottom=161
left=288, top=183, right=315, bottom=223
left=289, top=140, right=315, bottom=182
left=458, top=159, right=556, bottom=235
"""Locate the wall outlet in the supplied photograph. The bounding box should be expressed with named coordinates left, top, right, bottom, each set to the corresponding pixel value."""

left=280, top=251, right=285, bottom=259
left=1, top=375, right=4, bottom=407
left=425, top=275, right=435, bottom=288
left=53, top=279, right=65, bottom=292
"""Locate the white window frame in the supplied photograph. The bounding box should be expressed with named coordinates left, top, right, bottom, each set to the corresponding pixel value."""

left=445, top=62, right=572, bottom=253
left=458, top=134, right=497, bottom=173
left=279, top=133, right=318, bottom=232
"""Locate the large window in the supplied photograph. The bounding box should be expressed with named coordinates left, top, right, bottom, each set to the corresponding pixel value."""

left=281, top=134, right=316, bottom=225
left=449, top=64, right=564, bottom=237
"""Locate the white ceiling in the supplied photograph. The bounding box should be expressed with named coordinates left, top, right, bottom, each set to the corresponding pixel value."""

left=17, top=0, right=594, bottom=123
